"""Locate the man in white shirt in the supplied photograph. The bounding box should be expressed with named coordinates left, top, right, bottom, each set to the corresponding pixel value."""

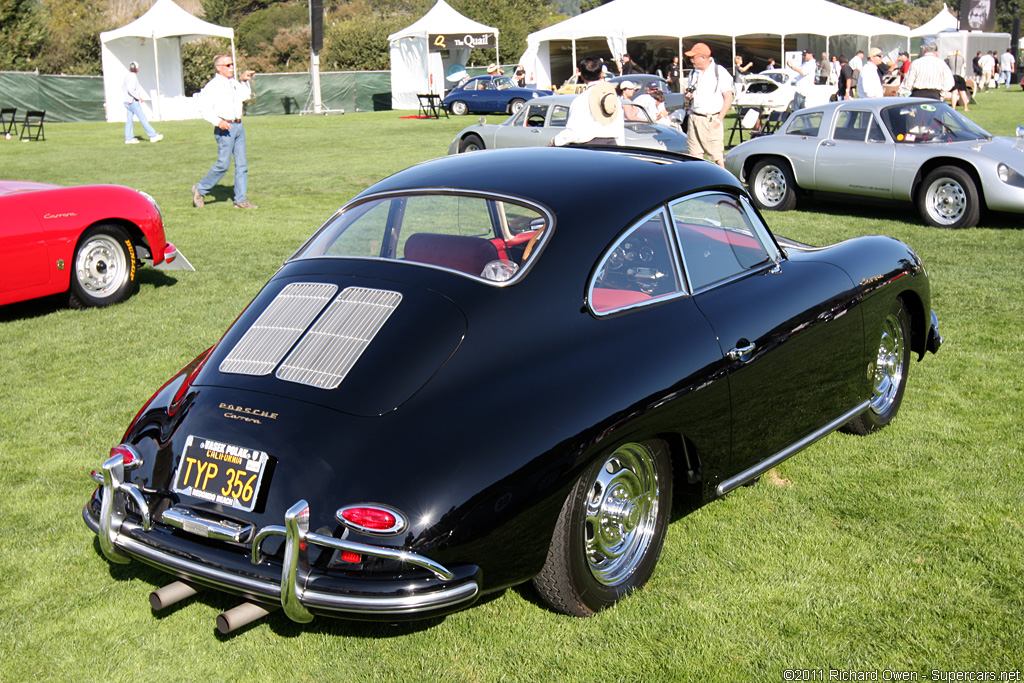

left=122, top=61, right=162, bottom=144
left=191, top=54, right=258, bottom=209
left=857, top=48, right=884, bottom=98
left=552, top=56, right=624, bottom=147
left=683, top=42, right=733, bottom=168
left=978, top=51, right=996, bottom=91
left=999, top=49, right=1016, bottom=89
left=787, top=50, right=817, bottom=110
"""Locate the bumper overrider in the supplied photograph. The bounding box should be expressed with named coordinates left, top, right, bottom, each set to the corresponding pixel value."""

left=83, top=453, right=481, bottom=622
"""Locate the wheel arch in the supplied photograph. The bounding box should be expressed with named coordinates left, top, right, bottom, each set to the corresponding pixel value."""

left=910, top=157, right=987, bottom=210
left=892, top=289, right=929, bottom=361
left=743, top=153, right=801, bottom=188
left=80, top=218, right=150, bottom=263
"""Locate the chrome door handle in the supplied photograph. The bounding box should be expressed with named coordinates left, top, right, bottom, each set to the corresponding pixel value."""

left=727, top=342, right=756, bottom=361
left=822, top=140, right=836, bottom=147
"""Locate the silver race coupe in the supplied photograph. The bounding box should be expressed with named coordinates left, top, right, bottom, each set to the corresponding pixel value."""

left=448, top=94, right=687, bottom=155
left=725, top=97, right=1024, bottom=228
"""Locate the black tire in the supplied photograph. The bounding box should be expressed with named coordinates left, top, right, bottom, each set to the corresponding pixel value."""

left=532, top=440, right=672, bottom=617
left=509, top=98, right=526, bottom=114
left=917, top=165, right=979, bottom=229
left=69, top=224, right=138, bottom=309
left=450, top=100, right=469, bottom=116
left=458, top=134, right=485, bottom=153
left=845, top=299, right=910, bottom=435
left=748, top=158, right=798, bottom=212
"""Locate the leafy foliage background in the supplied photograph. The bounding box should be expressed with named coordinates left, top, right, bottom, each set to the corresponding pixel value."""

left=1, top=0, right=1019, bottom=76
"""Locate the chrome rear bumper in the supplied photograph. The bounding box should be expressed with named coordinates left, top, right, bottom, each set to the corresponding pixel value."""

left=84, top=453, right=479, bottom=620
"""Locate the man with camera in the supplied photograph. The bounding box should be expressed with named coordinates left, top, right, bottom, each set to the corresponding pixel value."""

left=191, top=54, right=258, bottom=209
left=683, top=43, right=733, bottom=168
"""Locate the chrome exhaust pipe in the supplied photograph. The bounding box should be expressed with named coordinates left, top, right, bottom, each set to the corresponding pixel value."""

left=149, top=580, right=200, bottom=611
left=216, top=602, right=278, bottom=635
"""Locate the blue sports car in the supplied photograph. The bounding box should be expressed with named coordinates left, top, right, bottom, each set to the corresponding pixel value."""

left=442, top=75, right=543, bottom=116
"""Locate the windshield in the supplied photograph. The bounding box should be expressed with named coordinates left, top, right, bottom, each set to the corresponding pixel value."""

left=294, top=193, right=550, bottom=284
left=881, top=102, right=990, bottom=143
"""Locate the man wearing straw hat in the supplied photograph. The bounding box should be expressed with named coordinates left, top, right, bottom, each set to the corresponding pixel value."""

left=551, top=56, right=624, bottom=147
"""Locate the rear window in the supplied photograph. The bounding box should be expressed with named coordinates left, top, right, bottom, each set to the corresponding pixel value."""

left=295, top=193, right=550, bottom=284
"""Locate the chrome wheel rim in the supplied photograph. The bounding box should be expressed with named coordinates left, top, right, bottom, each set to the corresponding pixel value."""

left=754, top=165, right=787, bottom=207
left=870, top=312, right=905, bottom=414
left=510, top=100, right=525, bottom=114
left=76, top=234, right=128, bottom=299
left=451, top=101, right=468, bottom=116
left=583, top=443, right=660, bottom=586
left=924, top=177, right=966, bottom=225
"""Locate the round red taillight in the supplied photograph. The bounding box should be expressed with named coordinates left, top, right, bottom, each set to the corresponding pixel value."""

left=110, top=444, right=142, bottom=470
left=336, top=505, right=406, bottom=535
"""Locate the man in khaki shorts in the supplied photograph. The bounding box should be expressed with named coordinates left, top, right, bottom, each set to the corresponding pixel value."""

left=683, top=43, right=733, bottom=167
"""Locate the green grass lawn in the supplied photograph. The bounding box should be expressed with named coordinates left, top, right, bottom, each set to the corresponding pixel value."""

left=1, top=93, right=1022, bottom=682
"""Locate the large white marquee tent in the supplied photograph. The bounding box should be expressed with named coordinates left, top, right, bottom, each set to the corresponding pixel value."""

left=388, top=0, right=499, bottom=110
left=520, top=0, right=911, bottom=88
left=100, top=0, right=235, bottom=123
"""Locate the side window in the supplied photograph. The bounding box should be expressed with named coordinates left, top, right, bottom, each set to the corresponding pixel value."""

left=550, top=105, right=569, bottom=128
left=833, top=110, right=871, bottom=141
left=785, top=111, right=822, bottom=137
left=590, top=210, right=682, bottom=315
left=867, top=116, right=886, bottom=142
left=670, top=193, right=773, bottom=291
left=522, top=103, right=547, bottom=128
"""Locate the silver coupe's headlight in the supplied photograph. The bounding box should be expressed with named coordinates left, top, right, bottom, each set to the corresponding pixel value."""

left=996, top=163, right=1024, bottom=187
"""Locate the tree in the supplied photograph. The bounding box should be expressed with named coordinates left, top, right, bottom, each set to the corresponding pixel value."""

left=0, top=0, right=46, bottom=71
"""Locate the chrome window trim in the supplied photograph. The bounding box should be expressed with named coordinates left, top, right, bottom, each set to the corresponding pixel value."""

left=588, top=206, right=688, bottom=317
left=289, top=188, right=555, bottom=288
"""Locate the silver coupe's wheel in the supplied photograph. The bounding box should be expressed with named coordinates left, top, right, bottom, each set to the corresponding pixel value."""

left=845, top=299, right=910, bottom=435
left=749, top=158, right=797, bottom=212
left=533, top=440, right=672, bottom=616
left=509, top=98, right=526, bottom=114
left=458, top=134, right=485, bottom=153
left=917, top=166, right=979, bottom=229
left=69, top=224, right=138, bottom=309
left=450, top=100, right=469, bottom=116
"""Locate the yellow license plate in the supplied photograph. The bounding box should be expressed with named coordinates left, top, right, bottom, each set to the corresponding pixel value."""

left=172, top=435, right=269, bottom=512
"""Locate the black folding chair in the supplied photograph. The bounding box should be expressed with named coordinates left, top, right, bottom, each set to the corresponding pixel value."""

left=748, top=110, right=788, bottom=139
left=1, top=108, right=17, bottom=137
left=20, top=110, right=45, bottom=141
left=417, top=94, right=447, bottom=119
left=728, top=106, right=763, bottom=148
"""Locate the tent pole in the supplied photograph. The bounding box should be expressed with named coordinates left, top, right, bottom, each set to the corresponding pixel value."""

left=731, top=36, right=736, bottom=76
left=152, top=31, right=162, bottom=122
left=311, top=50, right=323, bottom=113
left=572, top=37, right=577, bottom=72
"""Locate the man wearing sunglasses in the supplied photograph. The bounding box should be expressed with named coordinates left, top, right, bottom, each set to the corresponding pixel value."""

left=191, top=55, right=258, bottom=209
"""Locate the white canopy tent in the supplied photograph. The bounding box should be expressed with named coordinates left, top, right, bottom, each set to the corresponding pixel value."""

left=520, top=0, right=911, bottom=88
left=100, top=0, right=235, bottom=122
left=910, top=4, right=959, bottom=37
left=388, top=0, right=499, bottom=110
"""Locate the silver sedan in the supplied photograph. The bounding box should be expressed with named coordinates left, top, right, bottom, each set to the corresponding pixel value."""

left=447, top=94, right=687, bottom=155
left=725, top=97, right=1024, bottom=228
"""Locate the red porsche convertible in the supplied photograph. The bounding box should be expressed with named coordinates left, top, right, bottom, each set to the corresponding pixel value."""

left=0, top=180, right=189, bottom=309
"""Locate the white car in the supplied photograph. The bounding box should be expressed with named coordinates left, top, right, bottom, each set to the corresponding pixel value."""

left=447, top=94, right=687, bottom=154
left=734, top=69, right=834, bottom=112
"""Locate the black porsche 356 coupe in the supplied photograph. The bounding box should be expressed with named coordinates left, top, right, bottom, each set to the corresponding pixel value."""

left=84, top=147, right=941, bottom=631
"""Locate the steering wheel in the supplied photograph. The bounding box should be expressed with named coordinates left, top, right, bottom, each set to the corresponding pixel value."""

left=522, top=227, right=545, bottom=262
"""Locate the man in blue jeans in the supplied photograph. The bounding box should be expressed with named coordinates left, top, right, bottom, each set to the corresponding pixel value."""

left=122, top=61, right=162, bottom=144
left=191, top=54, right=257, bottom=209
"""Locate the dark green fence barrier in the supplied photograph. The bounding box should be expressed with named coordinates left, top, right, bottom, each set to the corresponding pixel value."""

left=1, top=70, right=395, bottom=123
left=0, top=72, right=106, bottom=122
